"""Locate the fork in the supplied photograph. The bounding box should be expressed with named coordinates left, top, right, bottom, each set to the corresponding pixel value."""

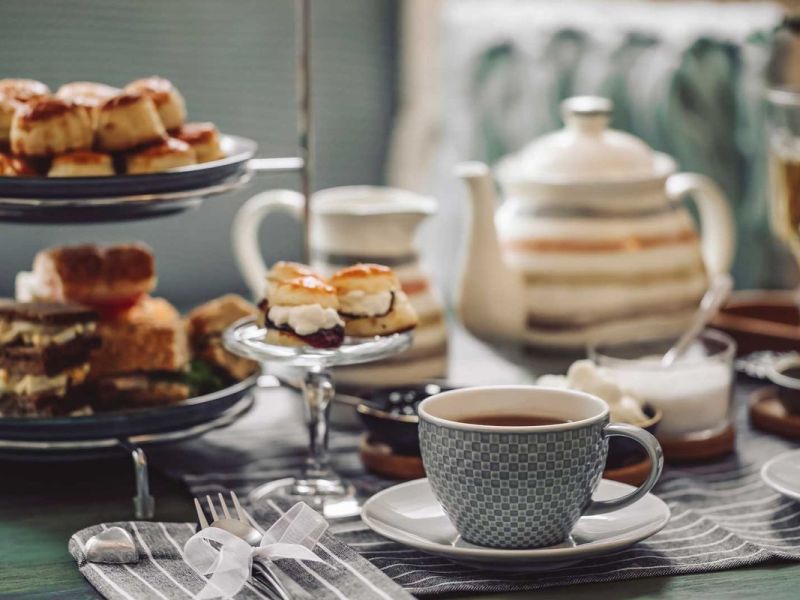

left=193, top=491, right=292, bottom=600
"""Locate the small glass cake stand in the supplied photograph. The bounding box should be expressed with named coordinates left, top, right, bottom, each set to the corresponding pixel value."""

left=224, top=318, right=413, bottom=517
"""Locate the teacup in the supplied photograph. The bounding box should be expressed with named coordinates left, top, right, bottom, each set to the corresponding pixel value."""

left=418, top=386, right=663, bottom=549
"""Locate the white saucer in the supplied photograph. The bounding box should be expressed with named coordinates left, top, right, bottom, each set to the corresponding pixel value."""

left=361, top=478, right=670, bottom=571
left=761, top=450, right=800, bottom=501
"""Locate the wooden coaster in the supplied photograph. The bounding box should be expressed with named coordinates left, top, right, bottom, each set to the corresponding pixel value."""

left=359, top=435, right=426, bottom=480
left=750, top=386, right=800, bottom=438
left=657, top=425, right=736, bottom=463
left=604, top=457, right=653, bottom=487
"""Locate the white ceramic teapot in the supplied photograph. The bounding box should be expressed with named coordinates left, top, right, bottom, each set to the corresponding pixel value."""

left=456, top=96, right=735, bottom=350
left=232, top=186, right=448, bottom=387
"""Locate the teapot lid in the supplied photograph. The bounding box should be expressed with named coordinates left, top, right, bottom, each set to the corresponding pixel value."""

left=501, top=96, right=664, bottom=183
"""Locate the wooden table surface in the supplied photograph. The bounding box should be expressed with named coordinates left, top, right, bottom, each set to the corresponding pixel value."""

left=3, top=328, right=800, bottom=599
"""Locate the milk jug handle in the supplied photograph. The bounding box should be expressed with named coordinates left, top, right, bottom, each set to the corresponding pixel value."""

left=666, top=173, right=736, bottom=276
left=231, top=190, right=304, bottom=298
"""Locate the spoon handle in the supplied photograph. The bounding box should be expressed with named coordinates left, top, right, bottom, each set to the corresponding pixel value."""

left=661, top=273, right=733, bottom=368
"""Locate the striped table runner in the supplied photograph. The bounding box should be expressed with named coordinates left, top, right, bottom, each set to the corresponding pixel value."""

left=75, top=378, right=800, bottom=597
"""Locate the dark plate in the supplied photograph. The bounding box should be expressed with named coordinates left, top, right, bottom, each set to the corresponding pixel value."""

left=0, top=134, right=256, bottom=199
left=0, top=374, right=256, bottom=442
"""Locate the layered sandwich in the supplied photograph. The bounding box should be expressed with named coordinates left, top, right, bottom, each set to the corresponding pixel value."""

left=261, top=276, right=345, bottom=348
left=186, top=294, right=259, bottom=380
left=15, top=243, right=190, bottom=409
left=329, top=264, right=418, bottom=337
left=0, top=301, right=100, bottom=416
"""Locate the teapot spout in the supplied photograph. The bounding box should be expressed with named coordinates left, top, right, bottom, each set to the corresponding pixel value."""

left=455, top=162, right=528, bottom=343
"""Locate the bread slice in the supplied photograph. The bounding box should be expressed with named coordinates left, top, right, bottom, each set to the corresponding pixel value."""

left=89, top=296, right=189, bottom=378
left=89, top=374, right=190, bottom=410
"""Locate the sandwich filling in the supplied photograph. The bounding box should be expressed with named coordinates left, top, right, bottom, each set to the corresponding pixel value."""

left=338, top=290, right=395, bottom=319
left=0, top=363, right=89, bottom=397
left=0, top=320, right=96, bottom=346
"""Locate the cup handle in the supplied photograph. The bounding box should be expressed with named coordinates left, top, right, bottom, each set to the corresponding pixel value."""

left=666, top=172, right=736, bottom=276
left=231, top=189, right=304, bottom=298
left=584, top=423, right=664, bottom=515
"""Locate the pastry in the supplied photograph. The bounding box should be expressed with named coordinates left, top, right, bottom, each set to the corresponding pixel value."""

left=175, top=122, right=225, bottom=162
left=329, top=263, right=418, bottom=337
left=125, top=137, right=196, bottom=174
left=96, top=92, right=166, bottom=152
left=262, top=276, right=345, bottom=348
left=48, top=151, right=115, bottom=177
left=264, top=261, right=323, bottom=300
left=125, top=76, right=186, bottom=131
left=0, top=152, right=38, bottom=176
left=185, top=294, right=259, bottom=380
left=24, top=243, right=156, bottom=318
left=56, top=81, right=120, bottom=108
left=0, top=93, right=22, bottom=149
left=10, top=98, right=94, bottom=156
left=88, top=296, right=189, bottom=379
left=0, top=79, right=50, bottom=102
left=56, top=81, right=120, bottom=125
left=0, top=301, right=100, bottom=416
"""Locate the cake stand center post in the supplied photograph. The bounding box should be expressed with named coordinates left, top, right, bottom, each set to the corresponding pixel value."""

left=299, top=366, right=335, bottom=481
left=118, top=439, right=156, bottom=520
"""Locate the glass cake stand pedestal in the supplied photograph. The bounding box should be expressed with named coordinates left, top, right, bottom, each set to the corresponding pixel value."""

left=224, top=318, right=413, bottom=518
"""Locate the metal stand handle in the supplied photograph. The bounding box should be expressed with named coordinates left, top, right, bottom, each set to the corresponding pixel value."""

left=118, top=439, right=156, bottom=520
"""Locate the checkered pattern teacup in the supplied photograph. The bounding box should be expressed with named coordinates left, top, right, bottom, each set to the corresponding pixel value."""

left=418, top=386, right=663, bottom=549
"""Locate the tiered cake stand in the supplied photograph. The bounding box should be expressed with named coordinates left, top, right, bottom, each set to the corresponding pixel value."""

left=0, top=0, right=317, bottom=518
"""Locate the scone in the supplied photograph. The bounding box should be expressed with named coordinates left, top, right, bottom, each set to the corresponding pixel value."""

left=125, top=76, right=186, bottom=131
left=96, top=92, right=166, bottom=152
left=10, top=98, right=94, bottom=157
left=56, top=81, right=120, bottom=107
left=175, top=122, right=224, bottom=162
left=125, top=137, right=196, bottom=174
left=0, top=152, right=37, bottom=176
left=265, top=261, right=323, bottom=300
left=262, top=276, right=345, bottom=348
left=48, top=151, right=114, bottom=177
left=56, top=81, right=120, bottom=124
left=329, top=263, right=418, bottom=337
left=0, top=79, right=50, bottom=102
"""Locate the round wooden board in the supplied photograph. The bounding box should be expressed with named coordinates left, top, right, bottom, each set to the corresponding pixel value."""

left=604, top=458, right=653, bottom=487
left=657, top=425, right=736, bottom=463
left=359, top=435, right=426, bottom=481
left=750, top=385, right=800, bottom=438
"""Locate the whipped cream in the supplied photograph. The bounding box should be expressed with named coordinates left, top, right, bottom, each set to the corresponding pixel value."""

left=14, top=271, right=50, bottom=303
left=339, top=290, right=394, bottom=317
left=537, top=359, right=647, bottom=424
left=268, top=304, right=344, bottom=336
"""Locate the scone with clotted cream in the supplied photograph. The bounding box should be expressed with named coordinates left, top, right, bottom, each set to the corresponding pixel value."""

left=329, top=263, right=418, bottom=337
left=264, top=261, right=323, bottom=301
left=261, top=276, right=344, bottom=349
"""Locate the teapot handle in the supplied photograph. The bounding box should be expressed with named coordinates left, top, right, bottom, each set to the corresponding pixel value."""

left=231, top=190, right=304, bottom=298
left=666, top=173, right=735, bottom=276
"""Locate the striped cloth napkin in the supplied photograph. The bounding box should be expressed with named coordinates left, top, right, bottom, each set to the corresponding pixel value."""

left=69, top=498, right=414, bottom=600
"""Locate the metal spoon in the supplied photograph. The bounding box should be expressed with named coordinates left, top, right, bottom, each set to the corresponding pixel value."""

left=661, top=273, right=733, bottom=368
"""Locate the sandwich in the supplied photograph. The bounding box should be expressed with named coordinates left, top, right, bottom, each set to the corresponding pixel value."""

left=329, top=263, right=418, bottom=337
left=87, top=297, right=190, bottom=409
left=185, top=294, right=259, bottom=381
left=261, top=276, right=345, bottom=348
left=0, top=301, right=100, bottom=416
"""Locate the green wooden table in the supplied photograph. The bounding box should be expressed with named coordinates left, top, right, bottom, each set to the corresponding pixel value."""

left=4, top=329, right=800, bottom=599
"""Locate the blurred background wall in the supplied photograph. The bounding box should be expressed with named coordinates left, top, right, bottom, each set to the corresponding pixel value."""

left=0, top=0, right=398, bottom=308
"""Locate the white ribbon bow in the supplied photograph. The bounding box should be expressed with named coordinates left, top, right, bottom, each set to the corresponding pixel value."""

left=184, top=502, right=328, bottom=599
